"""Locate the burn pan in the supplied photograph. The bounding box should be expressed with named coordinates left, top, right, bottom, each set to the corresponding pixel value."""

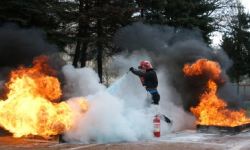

left=23, top=134, right=59, bottom=143
left=0, top=127, right=11, bottom=136
left=196, top=123, right=250, bottom=135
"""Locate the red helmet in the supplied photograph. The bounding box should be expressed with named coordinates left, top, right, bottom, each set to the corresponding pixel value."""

left=140, top=61, right=152, bottom=70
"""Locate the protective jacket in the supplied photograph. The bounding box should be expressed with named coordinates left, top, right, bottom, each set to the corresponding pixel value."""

left=131, top=68, right=158, bottom=90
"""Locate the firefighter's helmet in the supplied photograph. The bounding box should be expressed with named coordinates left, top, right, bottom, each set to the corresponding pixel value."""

left=140, top=61, right=152, bottom=70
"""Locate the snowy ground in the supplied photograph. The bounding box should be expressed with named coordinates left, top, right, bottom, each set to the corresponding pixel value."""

left=1, top=129, right=250, bottom=150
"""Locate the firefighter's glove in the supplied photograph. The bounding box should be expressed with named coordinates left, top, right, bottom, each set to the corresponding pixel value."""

left=129, top=67, right=134, bottom=72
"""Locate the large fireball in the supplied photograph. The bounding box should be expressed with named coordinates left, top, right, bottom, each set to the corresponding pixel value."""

left=0, top=55, right=88, bottom=138
left=183, top=59, right=250, bottom=127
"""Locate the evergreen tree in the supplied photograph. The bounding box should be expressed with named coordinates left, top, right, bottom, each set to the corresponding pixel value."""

left=221, top=1, right=250, bottom=94
left=135, top=0, right=229, bottom=43
left=136, top=0, right=167, bottom=24
left=0, top=0, right=39, bottom=26
left=72, top=0, right=137, bottom=83
left=0, top=0, right=76, bottom=51
left=164, top=0, right=216, bottom=43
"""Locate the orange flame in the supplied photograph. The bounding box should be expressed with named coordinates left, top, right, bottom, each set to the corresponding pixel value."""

left=0, top=55, right=89, bottom=137
left=183, top=59, right=250, bottom=127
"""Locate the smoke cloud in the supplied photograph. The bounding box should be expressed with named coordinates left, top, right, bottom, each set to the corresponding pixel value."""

left=62, top=65, right=106, bottom=99
left=62, top=51, right=195, bottom=143
left=62, top=22, right=239, bottom=143
left=0, top=22, right=240, bottom=144
left=62, top=65, right=175, bottom=143
left=114, top=22, right=238, bottom=110
left=0, top=23, right=65, bottom=99
left=0, top=23, right=58, bottom=68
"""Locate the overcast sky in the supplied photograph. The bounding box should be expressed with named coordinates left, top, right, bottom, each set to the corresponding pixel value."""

left=241, top=0, right=250, bottom=12
left=212, top=0, right=250, bottom=47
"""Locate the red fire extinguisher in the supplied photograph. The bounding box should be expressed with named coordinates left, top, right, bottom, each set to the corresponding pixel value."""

left=153, top=115, right=160, bottom=137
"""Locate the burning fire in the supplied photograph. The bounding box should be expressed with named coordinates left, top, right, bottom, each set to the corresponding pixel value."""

left=0, top=55, right=89, bottom=138
left=183, top=59, right=250, bottom=127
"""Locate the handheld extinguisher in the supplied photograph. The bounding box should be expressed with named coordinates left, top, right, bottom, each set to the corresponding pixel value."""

left=153, top=115, right=160, bottom=137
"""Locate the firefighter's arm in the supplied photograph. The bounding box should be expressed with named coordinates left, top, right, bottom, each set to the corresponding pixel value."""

left=130, top=68, right=151, bottom=78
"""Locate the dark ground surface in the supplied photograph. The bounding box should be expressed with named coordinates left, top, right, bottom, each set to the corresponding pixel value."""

left=1, top=127, right=250, bottom=150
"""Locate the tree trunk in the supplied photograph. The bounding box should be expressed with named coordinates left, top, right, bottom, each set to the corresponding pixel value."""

left=96, top=0, right=103, bottom=83
left=80, top=0, right=89, bottom=68
left=80, top=41, right=87, bottom=67
left=141, top=7, right=144, bottom=19
left=97, top=19, right=103, bottom=83
left=72, top=0, right=84, bottom=68
left=236, top=77, right=240, bottom=96
left=73, top=39, right=81, bottom=68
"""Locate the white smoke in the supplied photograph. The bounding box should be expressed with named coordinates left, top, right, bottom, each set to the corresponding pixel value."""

left=114, top=52, right=196, bottom=132
left=62, top=51, right=196, bottom=144
left=62, top=65, right=106, bottom=98
left=156, top=67, right=196, bottom=131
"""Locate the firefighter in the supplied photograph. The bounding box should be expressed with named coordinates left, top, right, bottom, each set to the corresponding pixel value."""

left=130, top=61, right=173, bottom=125
left=138, top=66, right=146, bottom=86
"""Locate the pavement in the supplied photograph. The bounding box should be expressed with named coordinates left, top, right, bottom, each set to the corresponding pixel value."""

left=1, top=129, right=250, bottom=150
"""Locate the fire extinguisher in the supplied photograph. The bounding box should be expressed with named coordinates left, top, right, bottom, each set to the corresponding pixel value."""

left=153, top=115, right=160, bottom=137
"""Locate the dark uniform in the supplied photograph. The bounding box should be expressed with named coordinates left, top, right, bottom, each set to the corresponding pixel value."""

left=130, top=67, right=171, bottom=123
left=130, top=68, right=160, bottom=105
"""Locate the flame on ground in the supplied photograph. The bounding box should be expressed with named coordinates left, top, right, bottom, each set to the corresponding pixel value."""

left=183, top=59, right=250, bottom=127
left=0, top=55, right=89, bottom=138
